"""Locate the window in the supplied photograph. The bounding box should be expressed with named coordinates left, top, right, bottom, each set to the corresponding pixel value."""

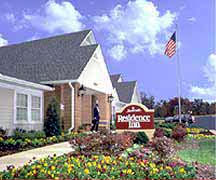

left=31, top=96, right=41, bottom=121
left=16, top=94, right=28, bottom=121
left=15, top=92, right=42, bottom=123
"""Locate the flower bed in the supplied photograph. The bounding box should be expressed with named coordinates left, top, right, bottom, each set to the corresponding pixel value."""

left=0, top=154, right=196, bottom=179
left=0, top=132, right=80, bottom=157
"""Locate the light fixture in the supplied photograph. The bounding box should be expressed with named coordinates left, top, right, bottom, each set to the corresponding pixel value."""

left=108, top=94, right=114, bottom=103
left=78, top=85, right=86, bottom=96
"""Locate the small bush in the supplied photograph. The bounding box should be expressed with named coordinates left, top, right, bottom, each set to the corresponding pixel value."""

left=44, top=98, right=61, bottom=137
left=172, top=124, right=187, bottom=142
left=0, top=127, right=8, bottom=138
left=163, top=128, right=172, bottom=138
left=13, top=129, right=46, bottom=140
left=151, top=136, right=175, bottom=159
left=153, top=128, right=164, bottom=138
left=69, top=131, right=136, bottom=156
left=159, top=122, right=177, bottom=129
left=134, top=131, right=149, bottom=144
left=77, top=124, right=91, bottom=133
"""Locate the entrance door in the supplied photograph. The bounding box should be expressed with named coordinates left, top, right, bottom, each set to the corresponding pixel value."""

left=91, top=95, right=97, bottom=120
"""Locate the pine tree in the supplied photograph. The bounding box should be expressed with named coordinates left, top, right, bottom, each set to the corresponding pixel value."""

left=44, top=98, right=61, bottom=137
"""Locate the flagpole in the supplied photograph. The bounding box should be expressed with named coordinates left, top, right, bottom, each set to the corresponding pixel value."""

left=175, top=23, right=182, bottom=123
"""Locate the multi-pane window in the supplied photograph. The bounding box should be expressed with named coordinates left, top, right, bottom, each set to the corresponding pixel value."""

left=16, top=94, right=28, bottom=121
left=31, top=96, right=41, bottom=121
left=15, top=93, right=41, bottom=123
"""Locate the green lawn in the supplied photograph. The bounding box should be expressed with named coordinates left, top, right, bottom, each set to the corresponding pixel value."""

left=178, top=139, right=216, bottom=166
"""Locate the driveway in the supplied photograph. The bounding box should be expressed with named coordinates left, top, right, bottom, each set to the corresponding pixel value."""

left=192, top=115, right=216, bottom=130
left=0, top=142, right=73, bottom=171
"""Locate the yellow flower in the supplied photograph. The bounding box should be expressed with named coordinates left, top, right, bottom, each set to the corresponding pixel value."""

left=48, top=170, right=51, bottom=175
left=51, top=166, right=55, bottom=170
left=165, top=166, right=172, bottom=171
left=33, top=169, right=37, bottom=175
left=127, top=169, right=132, bottom=174
left=103, top=165, right=107, bottom=170
left=51, top=174, right=54, bottom=178
left=93, top=155, right=99, bottom=159
left=129, top=157, right=134, bottom=161
left=149, top=162, right=156, bottom=168
left=84, top=168, right=90, bottom=175
left=122, top=169, right=127, bottom=174
left=113, top=160, right=117, bottom=165
left=97, top=164, right=101, bottom=169
left=125, top=161, right=129, bottom=166
left=37, top=165, right=42, bottom=169
left=93, top=161, right=97, bottom=166
left=44, top=163, right=48, bottom=167
left=87, top=162, right=92, bottom=167
left=179, top=167, right=185, bottom=174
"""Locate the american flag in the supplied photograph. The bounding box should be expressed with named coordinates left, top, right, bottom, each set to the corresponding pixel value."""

left=165, top=32, right=176, bottom=58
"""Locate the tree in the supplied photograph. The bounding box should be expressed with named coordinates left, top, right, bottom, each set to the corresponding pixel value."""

left=141, top=92, right=155, bottom=109
left=44, top=98, right=61, bottom=137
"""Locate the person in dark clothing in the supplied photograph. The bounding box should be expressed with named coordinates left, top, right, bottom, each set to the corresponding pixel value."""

left=91, top=103, right=100, bottom=132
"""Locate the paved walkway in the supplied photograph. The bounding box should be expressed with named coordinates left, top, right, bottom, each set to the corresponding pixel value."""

left=0, top=142, right=72, bottom=171
left=210, top=130, right=216, bottom=135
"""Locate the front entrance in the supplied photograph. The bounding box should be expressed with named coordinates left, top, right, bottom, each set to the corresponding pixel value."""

left=91, top=95, right=97, bottom=120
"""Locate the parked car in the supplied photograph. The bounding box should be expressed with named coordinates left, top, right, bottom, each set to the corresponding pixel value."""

left=165, top=114, right=195, bottom=124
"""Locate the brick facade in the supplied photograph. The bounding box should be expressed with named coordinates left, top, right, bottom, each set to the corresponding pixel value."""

left=44, top=83, right=111, bottom=131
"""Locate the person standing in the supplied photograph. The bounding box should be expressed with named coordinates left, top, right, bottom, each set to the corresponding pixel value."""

left=91, top=102, right=100, bottom=132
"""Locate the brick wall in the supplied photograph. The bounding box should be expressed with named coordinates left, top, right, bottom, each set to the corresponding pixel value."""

left=81, top=95, right=92, bottom=125
left=44, top=83, right=111, bottom=131
left=44, top=84, right=72, bottom=130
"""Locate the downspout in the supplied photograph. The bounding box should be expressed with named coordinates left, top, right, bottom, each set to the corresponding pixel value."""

left=68, top=82, right=75, bottom=132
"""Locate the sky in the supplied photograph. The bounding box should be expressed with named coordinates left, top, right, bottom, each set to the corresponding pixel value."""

left=0, top=0, right=215, bottom=102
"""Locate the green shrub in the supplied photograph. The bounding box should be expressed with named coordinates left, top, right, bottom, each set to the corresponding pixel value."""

left=13, top=128, right=46, bottom=140
left=134, top=131, right=149, bottom=144
left=159, top=122, right=177, bottom=129
left=163, top=128, right=172, bottom=138
left=0, top=127, right=8, bottom=137
left=44, top=98, right=61, bottom=137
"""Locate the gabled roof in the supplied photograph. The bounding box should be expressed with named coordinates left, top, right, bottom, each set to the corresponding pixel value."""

left=0, top=30, right=98, bottom=83
left=110, top=74, right=121, bottom=86
left=115, top=81, right=137, bottom=103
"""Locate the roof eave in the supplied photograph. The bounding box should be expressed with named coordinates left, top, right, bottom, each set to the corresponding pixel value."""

left=0, top=74, right=54, bottom=91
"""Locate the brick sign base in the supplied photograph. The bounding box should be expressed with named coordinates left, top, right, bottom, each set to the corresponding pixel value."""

left=116, top=104, right=155, bottom=137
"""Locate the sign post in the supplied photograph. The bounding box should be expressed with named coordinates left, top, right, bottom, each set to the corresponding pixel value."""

left=116, top=104, right=155, bottom=138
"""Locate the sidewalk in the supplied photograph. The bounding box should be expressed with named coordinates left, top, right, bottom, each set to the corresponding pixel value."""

left=210, top=130, right=216, bottom=135
left=0, top=142, right=72, bottom=171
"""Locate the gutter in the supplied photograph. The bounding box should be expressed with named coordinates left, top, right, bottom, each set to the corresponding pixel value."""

left=40, top=79, right=78, bottom=85
left=0, top=74, right=54, bottom=91
left=68, top=82, right=75, bottom=132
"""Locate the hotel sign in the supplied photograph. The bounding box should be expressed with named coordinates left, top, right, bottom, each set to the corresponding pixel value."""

left=116, top=104, right=154, bottom=130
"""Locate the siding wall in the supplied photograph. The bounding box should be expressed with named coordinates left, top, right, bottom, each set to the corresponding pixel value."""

left=0, top=87, right=14, bottom=134
left=0, top=85, right=44, bottom=135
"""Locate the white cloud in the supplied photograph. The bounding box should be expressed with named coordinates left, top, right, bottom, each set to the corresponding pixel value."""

left=93, top=0, right=176, bottom=61
left=108, top=44, right=127, bottom=61
left=0, top=34, right=8, bottom=47
left=5, top=13, right=16, bottom=23
left=188, top=17, right=196, bottom=22
left=190, top=53, right=216, bottom=102
left=23, top=0, right=85, bottom=33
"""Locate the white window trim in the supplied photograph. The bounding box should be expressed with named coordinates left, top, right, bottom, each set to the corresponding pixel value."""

left=14, top=89, right=43, bottom=124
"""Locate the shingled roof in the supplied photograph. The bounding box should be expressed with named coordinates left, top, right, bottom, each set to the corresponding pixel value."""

left=110, top=74, right=121, bottom=86
left=115, top=81, right=137, bottom=103
left=0, top=30, right=98, bottom=83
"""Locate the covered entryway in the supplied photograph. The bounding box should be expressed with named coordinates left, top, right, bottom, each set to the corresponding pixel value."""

left=80, top=87, right=112, bottom=129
